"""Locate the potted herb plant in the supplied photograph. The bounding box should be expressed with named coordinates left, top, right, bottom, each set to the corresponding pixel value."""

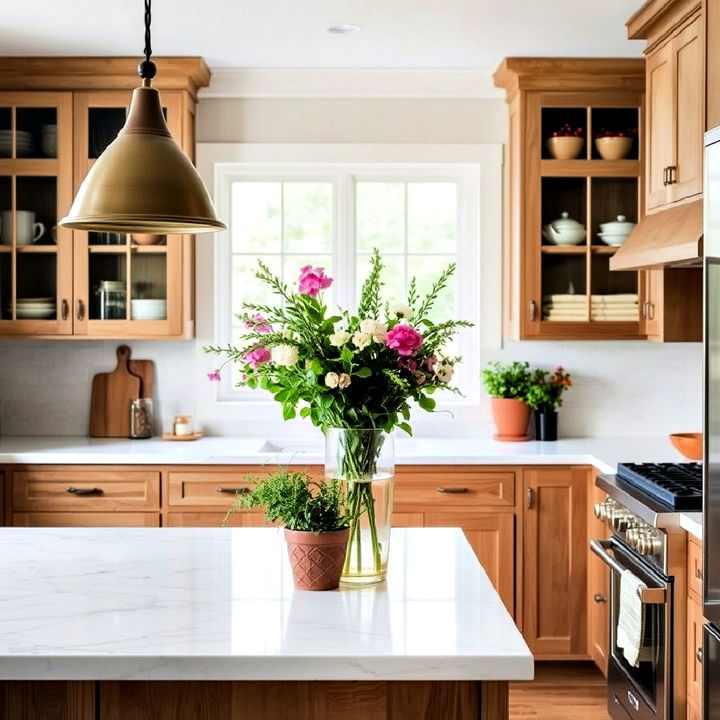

left=526, top=366, right=573, bottom=441
left=225, top=470, right=349, bottom=591
left=207, top=249, right=470, bottom=584
left=481, top=361, right=532, bottom=441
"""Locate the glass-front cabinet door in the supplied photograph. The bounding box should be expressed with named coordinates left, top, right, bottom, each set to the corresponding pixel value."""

left=0, top=93, right=73, bottom=336
left=72, top=91, right=186, bottom=337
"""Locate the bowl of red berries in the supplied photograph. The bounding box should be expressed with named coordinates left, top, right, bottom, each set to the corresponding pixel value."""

left=546, top=124, right=585, bottom=160
left=594, top=128, right=637, bottom=160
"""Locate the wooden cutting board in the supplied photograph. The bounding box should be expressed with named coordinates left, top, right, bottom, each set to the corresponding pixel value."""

left=89, top=345, right=142, bottom=437
left=129, top=359, right=154, bottom=399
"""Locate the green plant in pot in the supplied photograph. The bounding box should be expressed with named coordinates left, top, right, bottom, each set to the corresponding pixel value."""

left=526, top=366, right=573, bottom=442
left=481, top=361, right=532, bottom=442
left=225, top=470, right=349, bottom=591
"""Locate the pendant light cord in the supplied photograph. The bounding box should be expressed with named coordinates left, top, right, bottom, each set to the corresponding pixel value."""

left=138, top=0, right=157, bottom=82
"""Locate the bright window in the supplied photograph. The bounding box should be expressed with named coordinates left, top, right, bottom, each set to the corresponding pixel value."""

left=212, top=161, right=485, bottom=408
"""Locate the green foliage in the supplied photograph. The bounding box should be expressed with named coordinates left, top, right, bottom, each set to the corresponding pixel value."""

left=525, top=367, right=573, bottom=410
left=481, top=361, right=531, bottom=400
left=225, top=470, right=347, bottom=533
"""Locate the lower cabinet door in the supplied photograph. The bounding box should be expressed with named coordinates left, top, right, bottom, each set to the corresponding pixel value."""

left=165, top=512, right=270, bottom=527
left=687, top=596, right=704, bottom=714
left=424, top=511, right=514, bottom=616
left=13, top=512, right=159, bottom=527
left=588, top=484, right=610, bottom=676
left=392, top=512, right=424, bottom=527
left=523, top=467, right=588, bottom=657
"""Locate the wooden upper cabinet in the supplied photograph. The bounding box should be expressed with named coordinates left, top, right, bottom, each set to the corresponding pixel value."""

left=494, top=59, right=645, bottom=341
left=707, top=0, right=720, bottom=129
left=629, top=2, right=703, bottom=210
left=522, top=466, right=589, bottom=658
left=0, top=57, right=209, bottom=340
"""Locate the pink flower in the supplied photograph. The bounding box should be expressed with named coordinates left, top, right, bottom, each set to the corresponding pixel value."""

left=298, top=265, right=333, bottom=298
left=398, top=356, right=418, bottom=372
left=207, top=370, right=221, bottom=382
left=425, top=355, right=438, bottom=371
left=244, top=346, right=271, bottom=369
left=386, top=324, right=423, bottom=357
left=244, top=313, right=272, bottom=334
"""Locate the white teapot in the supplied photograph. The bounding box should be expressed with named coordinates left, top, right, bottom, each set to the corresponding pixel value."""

left=542, top=211, right=586, bottom=246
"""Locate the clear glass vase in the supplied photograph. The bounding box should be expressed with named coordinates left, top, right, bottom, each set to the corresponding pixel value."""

left=325, top=428, right=394, bottom=584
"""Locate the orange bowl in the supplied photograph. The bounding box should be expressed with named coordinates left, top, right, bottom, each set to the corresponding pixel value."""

left=669, top=432, right=703, bottom=461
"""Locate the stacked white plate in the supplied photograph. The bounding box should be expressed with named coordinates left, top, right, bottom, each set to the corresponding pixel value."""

left=13, top=297, right=56, bottom=319
left=0, top=130, right=34, bottom=158
left=131, top=299, right=166, bottom=320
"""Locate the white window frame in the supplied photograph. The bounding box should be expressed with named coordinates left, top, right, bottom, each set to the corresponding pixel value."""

left=196, top=144, right=502, bottom=432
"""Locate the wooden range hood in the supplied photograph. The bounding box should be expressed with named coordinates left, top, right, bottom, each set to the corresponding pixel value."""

left=610, top=199, right=703, bottom=270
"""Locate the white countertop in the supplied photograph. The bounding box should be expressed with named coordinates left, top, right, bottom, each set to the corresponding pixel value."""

left=0, top=527, right=532, bottom=682
left=0, top=435, right=688, bottom=473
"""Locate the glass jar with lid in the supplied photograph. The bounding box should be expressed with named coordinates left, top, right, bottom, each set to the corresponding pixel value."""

left=95, top=280, right=126, bottom=319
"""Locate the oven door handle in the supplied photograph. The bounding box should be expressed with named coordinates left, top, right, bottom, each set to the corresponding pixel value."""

left=590, top=539, right=667, bottom=604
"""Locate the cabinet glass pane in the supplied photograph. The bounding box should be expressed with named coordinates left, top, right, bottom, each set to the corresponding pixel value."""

left=16, top=177, right=56, bottom=245
left=0, top=254, right=10, bottom=319
left=17, top=254, right=57, bottom=319
left=16, top=107, right=57, bottom=158
left=0, top=176, right=11, bottom=246
left=131, top=253, right=167, bottom=320
left=541, top=107, right=587, bottom=159
left=591, top=178, right=638, bottom=246
left=88, top=107, right=127, bottom=158
left=542, top=255, right=587, bottom=321
left=407, top=182, right=457, bottom=253
left=0, top=108, right=11, bottom=157
left=541, top=177, right=587, bottom=246
left=591, top=108, right=639, bottom=160
left=89, top=231, right=127, bottom=246
left=89, top=253, right=127, bottom=320
left=356, top=182, right=404, bottom=253
left=591, top=255, right=638, bottom=321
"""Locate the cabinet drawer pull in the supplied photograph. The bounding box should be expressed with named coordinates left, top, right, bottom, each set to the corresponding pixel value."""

left=215, top=487, right=249, bottom=494
left=526, top=487, right=535, bottom=509
left=436, top=487, right=468, bottom=494
left=66, top=486, right=103, bottom=496
left=663, top=166, right=669, bottom=186
left=61, top=299, right=69, bottom=321
left=593, top=593, right=607, bottom=603
left=529, top=300, right=537, bottom=322
left=697, top=647, right=704, bottom=663
left=75, top=299, right=85, bottom=321
left=668, top=165, right=677, bottom=185
left=696, top=566, right=703, bottom=580
left=646, top=302, right=655, bottom=320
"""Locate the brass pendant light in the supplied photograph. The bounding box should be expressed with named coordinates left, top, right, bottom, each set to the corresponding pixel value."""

left=59, top=0, right=225, bottom=234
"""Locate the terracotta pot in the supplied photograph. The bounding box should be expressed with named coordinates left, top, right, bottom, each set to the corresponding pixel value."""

left=490, top=398, right=531, bottom=442
left=284, top=527, right=349, bottom=591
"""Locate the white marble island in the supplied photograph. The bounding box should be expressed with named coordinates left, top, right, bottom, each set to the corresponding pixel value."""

left=0, top=527, right=531, bottom=720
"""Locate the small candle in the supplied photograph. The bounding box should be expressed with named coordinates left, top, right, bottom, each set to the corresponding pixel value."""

left=173, top=415, right=193, bottom=436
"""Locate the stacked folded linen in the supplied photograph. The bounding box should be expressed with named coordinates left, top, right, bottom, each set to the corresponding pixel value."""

left=543, top=293, right=638, bottom=322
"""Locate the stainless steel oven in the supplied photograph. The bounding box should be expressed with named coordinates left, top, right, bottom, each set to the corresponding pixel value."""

left=591, top=538, right=672, bottom=720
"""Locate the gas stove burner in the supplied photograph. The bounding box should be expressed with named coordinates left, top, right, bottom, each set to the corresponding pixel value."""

left=616, top=462, right=703, bottom=511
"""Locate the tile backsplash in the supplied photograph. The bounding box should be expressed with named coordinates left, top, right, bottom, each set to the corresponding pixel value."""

left=0, top=338, right=702, bottom=439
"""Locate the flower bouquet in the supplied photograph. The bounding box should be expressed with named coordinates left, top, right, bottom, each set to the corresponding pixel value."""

left=206, top=249, right=471, bottom=582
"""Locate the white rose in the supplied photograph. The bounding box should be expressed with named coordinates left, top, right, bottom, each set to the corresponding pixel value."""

left=391, top=303, right=413, bottom=320
left=271, top=344, right=298, bottom=367
left=352, top=331, right=372, bottom=349
left=329, top=330, right=351, bottom=347
left=359, top=319, right=376, bottom=334
left=338, top=373, right=352, bottom=389
left=325, top=372, right=340, bottom=389
left=372, top=322, right=387, bottom=344
left=435, top=362, right=454, bottom=383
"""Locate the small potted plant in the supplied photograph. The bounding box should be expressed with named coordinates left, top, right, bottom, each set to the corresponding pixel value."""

left=594, top=127, right=637, bottom=160
left=481, top=361, right=532, bottom=441
left=225, top=470, right=349, bottom=591
left=547, top=123, right=585, bottom=159
left=526, top=366, right=573, bottom=441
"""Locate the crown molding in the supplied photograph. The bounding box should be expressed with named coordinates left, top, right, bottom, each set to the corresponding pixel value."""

left=200, top=68, right=504, bottom=99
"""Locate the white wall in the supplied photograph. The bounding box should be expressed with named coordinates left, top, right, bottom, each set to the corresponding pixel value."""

left=0, top=96, right=703, bottom=438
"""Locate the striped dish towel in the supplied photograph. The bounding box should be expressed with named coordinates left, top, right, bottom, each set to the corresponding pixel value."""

left=616, top=569, right=654, bottom=667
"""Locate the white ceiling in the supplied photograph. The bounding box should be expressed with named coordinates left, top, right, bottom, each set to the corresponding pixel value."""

left=1, top=0, right=643, bottom=70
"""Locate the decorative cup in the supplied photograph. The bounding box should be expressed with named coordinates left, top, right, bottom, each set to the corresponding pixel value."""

left=1, top=211, right=45, bottom=245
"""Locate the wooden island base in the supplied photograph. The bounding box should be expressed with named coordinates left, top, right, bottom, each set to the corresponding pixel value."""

left=1, top=679, right=509, bottom=719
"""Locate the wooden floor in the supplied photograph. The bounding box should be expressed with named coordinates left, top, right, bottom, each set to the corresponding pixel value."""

left=509, top=662, right=611, bottom=720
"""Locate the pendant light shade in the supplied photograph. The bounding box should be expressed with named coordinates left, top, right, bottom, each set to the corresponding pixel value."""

left=59, top=85, right=225, bottom=234
left=59, top=0, right=225, bottom=235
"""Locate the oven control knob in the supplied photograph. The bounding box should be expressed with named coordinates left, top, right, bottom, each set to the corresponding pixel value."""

left=637, top=532, right=661, bottom=556
left=625, top=527, right=640, bottom=549
left=611, top=510, right=633, bottom=532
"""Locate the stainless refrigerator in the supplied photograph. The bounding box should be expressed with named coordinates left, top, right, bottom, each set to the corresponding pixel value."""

left=704, top=126, right=720, bottom=718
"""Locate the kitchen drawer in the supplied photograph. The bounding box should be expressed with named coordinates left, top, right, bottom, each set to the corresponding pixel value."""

left=165, top=512, right=272, bottom=527
left=688, top=535, right=703, bottom=602
left=395, top=468, right=515, bottom=508
left=12, top=470, right=160, bottom=512
left=167, top=468, right=322, bottom=509
left=13, top=512, right=160, bottom=527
